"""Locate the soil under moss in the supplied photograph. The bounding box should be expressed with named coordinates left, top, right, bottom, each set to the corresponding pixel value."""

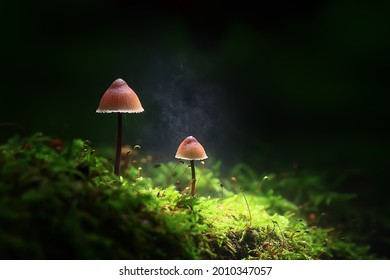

left=0, top=133, right=374, bottom=259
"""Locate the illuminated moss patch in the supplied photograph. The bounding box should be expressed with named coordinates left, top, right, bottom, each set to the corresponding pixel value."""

left=0, top=133, right=373, bottom=259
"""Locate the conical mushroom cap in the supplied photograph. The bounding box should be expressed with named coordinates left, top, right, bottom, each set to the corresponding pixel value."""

left=175, top=136, right=208, bottom=161
left=96, top=78, right=144, bottom=113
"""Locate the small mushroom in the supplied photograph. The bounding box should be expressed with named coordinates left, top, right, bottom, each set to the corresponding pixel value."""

left=175, top=136, right=208, bottom=196
left=96, top=78, right=144, bottom=176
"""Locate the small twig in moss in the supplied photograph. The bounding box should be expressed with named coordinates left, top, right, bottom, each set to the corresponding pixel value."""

left=249, top=176, right=270, bottom=205
left=126, top=145, right=141, bottom=174
left=178, top=164, right=191, bottom=184
left=195, top=161, right=205, bottom=189
left=166, top=160, right=184, bottom=188
left=136, top=167, right=143, bottom=181
left=240, top=186, right=252, bottom=228
left=130, top=145, right=141, bottom=170
left=255, top=176, right=270, bottom=195
left=180, top=179, right=193, bottom=195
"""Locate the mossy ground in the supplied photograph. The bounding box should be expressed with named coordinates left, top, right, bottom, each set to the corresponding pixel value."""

left=0, top=133, right=374, bottom=259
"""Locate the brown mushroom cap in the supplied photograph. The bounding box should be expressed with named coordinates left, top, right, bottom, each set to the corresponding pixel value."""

left=96, top=78, right=144, bottom=113
left=175, top=136, right=208, bottom=161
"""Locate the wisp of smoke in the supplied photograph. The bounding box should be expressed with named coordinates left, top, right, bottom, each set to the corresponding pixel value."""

left=139, top=55, right=236, bottom=163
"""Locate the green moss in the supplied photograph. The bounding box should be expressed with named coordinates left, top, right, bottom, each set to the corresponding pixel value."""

left=0, top=133, right=374, bottom=259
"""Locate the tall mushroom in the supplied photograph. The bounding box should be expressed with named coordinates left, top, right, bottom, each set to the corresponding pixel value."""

left=96, top=78, right=144, bottom=176
left=175, top=136, right=208, bottom=196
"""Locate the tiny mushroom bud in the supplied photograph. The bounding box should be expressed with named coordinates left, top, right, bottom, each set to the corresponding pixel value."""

left=96, top=78, right=144, bottom=176
left=175, top=136, right=208, bottom=196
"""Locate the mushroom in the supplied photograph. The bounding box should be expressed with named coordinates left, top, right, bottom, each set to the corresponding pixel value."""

left=96, top=78, right=144, bottom=176
left=175, top=136, right=208, bottom=196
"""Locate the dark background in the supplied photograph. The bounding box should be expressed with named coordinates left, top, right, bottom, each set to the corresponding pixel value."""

left=1, top=0, right=389, bottom=257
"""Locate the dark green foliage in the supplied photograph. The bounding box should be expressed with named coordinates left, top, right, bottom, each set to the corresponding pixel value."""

left=0, top=133, right=374, bottom=259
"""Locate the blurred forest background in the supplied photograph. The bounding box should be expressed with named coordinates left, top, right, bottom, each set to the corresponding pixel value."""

left=1, top=1, right=389, bottom=257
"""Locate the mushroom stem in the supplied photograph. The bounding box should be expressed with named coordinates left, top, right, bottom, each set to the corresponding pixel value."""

left=190, top=160, right=196, bottom=196
left=114, top=112, right=123, bottom=176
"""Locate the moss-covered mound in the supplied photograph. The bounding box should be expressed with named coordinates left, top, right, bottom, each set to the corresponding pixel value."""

left=0, top=133, right=373, bottom=259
